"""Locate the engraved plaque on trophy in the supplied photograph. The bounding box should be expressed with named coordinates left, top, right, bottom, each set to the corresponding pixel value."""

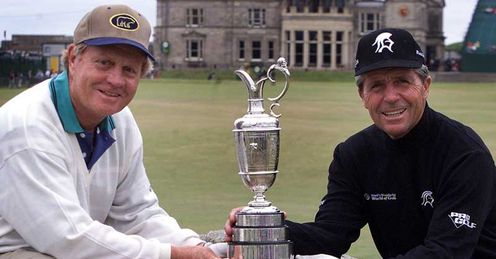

left=229, top=57, right=293, bottom=259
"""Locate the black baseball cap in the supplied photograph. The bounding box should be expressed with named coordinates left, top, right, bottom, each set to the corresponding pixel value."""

left=354, top=28, right=425, bottom=76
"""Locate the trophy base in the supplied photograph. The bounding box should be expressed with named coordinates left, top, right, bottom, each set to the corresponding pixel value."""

left=238, top=207, right=282, bottom=223
left=233, top=226, right=288, bottom=242
left=229, top=211, right=293, bottom=259
left=228, top=241, right=294, bottom=259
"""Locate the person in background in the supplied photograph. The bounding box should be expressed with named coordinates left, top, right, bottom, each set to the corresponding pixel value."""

left=226, top=28, right=496, bottom=258
left=0, top=4, right=225, bottom=259
left=8, top=70, right=15, bottom=88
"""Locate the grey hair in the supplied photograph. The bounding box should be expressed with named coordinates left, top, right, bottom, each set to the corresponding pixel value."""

left=355, top=65, right=430, bottom=90
left=61, top=43, right=153, bottom=77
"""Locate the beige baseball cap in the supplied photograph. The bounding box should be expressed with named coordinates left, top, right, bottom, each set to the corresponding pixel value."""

left=74, top=4, right=154, bottom=61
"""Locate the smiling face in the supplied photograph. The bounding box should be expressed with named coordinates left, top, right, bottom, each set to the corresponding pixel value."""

left=358, top=68, right=431, bottom=139
left=67, top=44, right=146, bottom=130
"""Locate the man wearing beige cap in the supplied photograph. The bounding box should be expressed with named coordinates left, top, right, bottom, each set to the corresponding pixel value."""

left=0, top=4, right=223, bottom=259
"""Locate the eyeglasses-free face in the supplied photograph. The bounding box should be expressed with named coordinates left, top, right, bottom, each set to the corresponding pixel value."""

left=359, top=68, right=431, bottom=139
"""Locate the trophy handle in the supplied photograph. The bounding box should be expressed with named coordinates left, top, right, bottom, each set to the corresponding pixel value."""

left=235, top=57, right=289, bottom=117
left=265, top=57, right=290, bottom=118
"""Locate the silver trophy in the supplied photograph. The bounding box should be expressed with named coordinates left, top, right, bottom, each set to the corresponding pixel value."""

left=229, top=57, right=293, bottom=259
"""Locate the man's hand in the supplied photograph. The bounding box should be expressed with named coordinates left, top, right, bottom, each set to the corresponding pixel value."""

left=224, top=207, right=288, bottom=242
left=224, top=207, right=244, bottom=242
left=170, top=245, right=220, bottom=259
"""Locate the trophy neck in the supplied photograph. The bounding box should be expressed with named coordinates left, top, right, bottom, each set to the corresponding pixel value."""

left=247, top=98, right=265, bottom=114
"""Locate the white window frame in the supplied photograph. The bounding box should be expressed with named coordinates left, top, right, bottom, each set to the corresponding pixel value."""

left=322, top=31, right=332, bottom=67
left=185, top=39, right=203, bottom=61
left=294, top=30, right=304, bottom=67
left=248, top=9, right=266, bottom=27
left=186, top=8, right=203, bottom=27
left=268, top=40, right=275, bottom=60
left=336, top=31, right=343, bottom=66
left=359, top=12, right=381, bottom=34
left=251, top=40, right=262, bottom=61
left=238, top=40, right=245, bottom=60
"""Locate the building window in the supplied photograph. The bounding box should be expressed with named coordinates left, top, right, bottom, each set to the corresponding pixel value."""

left=323, top=0, right=332, bottom=13
left=295, top=0, right=304, bottom=13
left=360, top=12, right=381, bottom=34
left=252, top=41, right=261, bottom=60
left=336, top=0, right=345, bottom=13
left=308, top=0, right=319, bottom=13
left=268, top=41, right=275, bottom=60
left=186, top=39, right=203, bottom=61
left=323, top=31, right=332, bottom=67
left=285, top=31, right=291, bottom=66
left=186, top=8, right=203, bottom=27
left=428, top=14, right=442, bottom=33
left=294, top=31, right=304, bottom=67
left=308, top=31, right=318, bottom=67
left=336, top=31, right=343, bottom=66
left=248, top=9, right=266, bottom=27
left=239, top=40, right=245, bottom=60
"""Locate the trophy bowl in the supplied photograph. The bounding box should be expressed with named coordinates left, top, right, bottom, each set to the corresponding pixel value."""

left=234, top=122, right=280, bottom=206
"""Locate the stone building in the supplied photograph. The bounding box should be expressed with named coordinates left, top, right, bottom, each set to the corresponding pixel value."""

left=153, top=0, right=445, bottom=71
left=1, top=35, right=72, bottom=53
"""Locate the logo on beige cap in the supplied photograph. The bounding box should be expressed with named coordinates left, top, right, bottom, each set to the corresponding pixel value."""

left=110, top=13, right=139, bottom=31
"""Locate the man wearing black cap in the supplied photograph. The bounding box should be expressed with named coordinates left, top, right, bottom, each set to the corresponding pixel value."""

left=286, top=28, right=496, bottom=258
left=0, top=4, right=224, bottom=259
left=224, top=28, right=496, bottom=258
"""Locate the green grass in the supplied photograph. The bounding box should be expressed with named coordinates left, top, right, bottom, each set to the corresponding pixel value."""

left=161, top=69, right=354, bottom=82
left=1, top=78, right=495, bottom=259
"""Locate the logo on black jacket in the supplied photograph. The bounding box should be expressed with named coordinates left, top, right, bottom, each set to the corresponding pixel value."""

left=449, top=212, right=477, bottom=229
left=421, top=190, right=434, bottom=208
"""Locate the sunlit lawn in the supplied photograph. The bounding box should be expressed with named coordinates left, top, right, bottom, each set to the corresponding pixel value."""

left=1, top=77, right=495, bottom=258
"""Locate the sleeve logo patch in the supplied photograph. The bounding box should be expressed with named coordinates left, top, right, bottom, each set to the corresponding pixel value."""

left=449, top=212, right=477, bottom=229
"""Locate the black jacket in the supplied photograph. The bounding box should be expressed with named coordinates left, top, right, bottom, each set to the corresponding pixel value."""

left=286, top=105, right=496, bottom=258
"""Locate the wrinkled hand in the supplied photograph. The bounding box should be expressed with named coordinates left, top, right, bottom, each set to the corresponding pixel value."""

left=206, top=242, right=228, bottom=258
left=224, top=207, right=288, bottom=242
left=224, top=207, right=244, bottom=242
left=171, top=245, right=220, bottom=259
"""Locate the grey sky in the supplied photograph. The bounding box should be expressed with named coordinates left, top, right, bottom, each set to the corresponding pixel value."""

left=0, top=0, right=478, bottom=45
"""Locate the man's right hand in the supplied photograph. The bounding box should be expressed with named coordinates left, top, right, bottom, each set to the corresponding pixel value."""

left=224, top=207, right=244, bottom=242
left=224, top=207, right=288, bottom=243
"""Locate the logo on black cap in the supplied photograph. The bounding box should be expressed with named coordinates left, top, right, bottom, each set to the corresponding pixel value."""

left=110, top=13, right=139, bottom=31
left=354, top=28, right=426, bottom=76
left=373, top=32, right=394, bottom=53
